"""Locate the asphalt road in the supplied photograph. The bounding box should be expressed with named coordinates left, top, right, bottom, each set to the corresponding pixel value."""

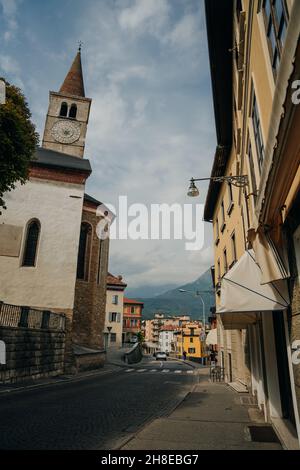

left=0, top=358, right=196, bottom=450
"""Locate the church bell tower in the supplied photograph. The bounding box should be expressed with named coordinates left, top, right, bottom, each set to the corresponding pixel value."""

left=42, top=48, right=92, bottom=158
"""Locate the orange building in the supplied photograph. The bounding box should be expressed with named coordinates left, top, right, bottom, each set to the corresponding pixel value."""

left=123, top=298, right=144, bottom=343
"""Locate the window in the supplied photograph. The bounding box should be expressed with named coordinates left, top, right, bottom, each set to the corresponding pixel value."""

left=110, top=333, right=116, bottom=342
left=261, top=0, right=288, bottom=75
left=227, top=183, right=234, bottom=214
left=217, top=259, right=221, bottom=281
left=69, top=104, right=77, bottom=119
left=59, top=102, right=68, bottom=117
left=231, top=232, right=237, bottom=264
left=190, top=337, right=194, bottom=343
left=252, top=92, right=265, bottom=170
left=112, top=295, right=118, bottom=305
left=223, top=249, right=228, bottom=274
left=22, top=220, right=40, bottom=267
left=247, top=141, right=258, bottom=199
left=77, top=222, right=92, bottom=280
left=215, top=218, right=220, bottom=244
left=236, top=0, right=243, bottom=21
left=109, top=312, right=120, bottom=322
left=188, top=348, right=196, bottom=354
left=190, top=328, right=195, bottom=336
left=220, top=201, right=226, bottom=231
left=131, top=306, right=135, bottom=314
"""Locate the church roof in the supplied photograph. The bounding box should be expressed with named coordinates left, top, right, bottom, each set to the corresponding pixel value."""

left=32, top=147, right=91, bottom=173
left=59, top=50, right=85, bottom=97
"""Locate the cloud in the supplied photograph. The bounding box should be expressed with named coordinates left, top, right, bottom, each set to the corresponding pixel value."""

left=1, top=0, right=215, bottom=290
left=118, top=0, right=170, bottom=35
left=165, top=13, right=203, bottom=49
left=0, top=54, right=24, bottom=88
left=0, top=0, right=22, bottom=41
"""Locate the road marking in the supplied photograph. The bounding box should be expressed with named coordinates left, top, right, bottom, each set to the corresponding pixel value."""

left=125, top=369, right=134, bottom=372
left=137, top=369, right=146, bottom=373
left=187, top=370, right=194, bottom=374
left=174, top=370, right=182, bottom=374
left=150, top=369, right=157, bottom=372
left=161, top=369, right=170, bottom=373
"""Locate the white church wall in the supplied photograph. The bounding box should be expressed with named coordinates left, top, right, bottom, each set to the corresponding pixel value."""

left=0, top=177, right=84, bottom=311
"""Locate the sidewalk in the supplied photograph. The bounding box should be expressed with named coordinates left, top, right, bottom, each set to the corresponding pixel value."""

left=120, top=368, right=283, bottom=450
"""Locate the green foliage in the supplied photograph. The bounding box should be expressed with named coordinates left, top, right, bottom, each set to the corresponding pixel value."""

left=0, top=79, right=39, bottom=212
left=136, top=331, right=144, bottom=343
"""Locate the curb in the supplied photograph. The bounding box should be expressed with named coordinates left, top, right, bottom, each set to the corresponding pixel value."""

left=0, top=366, right=120, bottom=395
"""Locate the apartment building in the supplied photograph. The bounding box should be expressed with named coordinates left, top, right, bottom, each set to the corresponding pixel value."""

left=104, top=273, right=127, bottom=349
left=203, top=0, right=300, bottom=447
left=123, top=298, right=144, bottom=343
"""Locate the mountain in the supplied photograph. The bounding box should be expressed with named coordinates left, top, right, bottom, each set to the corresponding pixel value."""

left=137, top=269, right=215, bottom=321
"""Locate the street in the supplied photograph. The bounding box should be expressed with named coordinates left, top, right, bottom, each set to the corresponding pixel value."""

left=0, top=358, right=196, bottom=450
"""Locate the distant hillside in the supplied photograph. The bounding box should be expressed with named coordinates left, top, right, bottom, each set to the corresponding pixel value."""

left=139, top=269, right=215, bottom=321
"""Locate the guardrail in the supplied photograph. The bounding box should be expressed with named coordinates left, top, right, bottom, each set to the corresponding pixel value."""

left=0, top=301, right=66, bottom=331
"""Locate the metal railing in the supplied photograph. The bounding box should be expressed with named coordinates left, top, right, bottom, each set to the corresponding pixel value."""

left=0, top=301, right=66, bottom=331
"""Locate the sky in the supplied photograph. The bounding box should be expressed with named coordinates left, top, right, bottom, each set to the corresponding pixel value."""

left=0, top=0, right=217, bottom=294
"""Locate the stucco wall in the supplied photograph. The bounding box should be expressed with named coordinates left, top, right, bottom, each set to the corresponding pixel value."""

left=0, top=177, right=84, bottom=311
left=105, top=289, right=124, bottom=348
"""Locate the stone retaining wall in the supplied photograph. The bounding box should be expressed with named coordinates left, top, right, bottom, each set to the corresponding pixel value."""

left=0, top=326, right=65, bottom=383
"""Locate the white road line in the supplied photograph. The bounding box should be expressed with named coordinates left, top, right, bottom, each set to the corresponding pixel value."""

left=150, top=369, right=157, bottom=372
left=137, top=369, right=146, bottom=373
left=125, top=369, right=134, bottom=372
left=161, top=369, right=170, bottom=373
left=174, top=370, right=182, bottom=374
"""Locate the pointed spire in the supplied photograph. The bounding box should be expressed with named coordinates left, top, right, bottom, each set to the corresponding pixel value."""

left=59, top=47, right=85, bottom=97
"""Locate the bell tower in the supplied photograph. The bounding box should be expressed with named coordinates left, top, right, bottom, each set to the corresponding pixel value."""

left=42, top=47, right=92, bottom=158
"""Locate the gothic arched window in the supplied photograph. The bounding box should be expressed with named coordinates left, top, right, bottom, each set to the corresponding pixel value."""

left=59, top=102, right=68, bottom=117
left=69, top=104, right=77, bottom=119
left=77, top=222, right=92, bottom=280
left=22, top=220, right=40, bottom=267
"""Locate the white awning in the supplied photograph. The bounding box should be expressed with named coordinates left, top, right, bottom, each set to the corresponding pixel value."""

left=220, top=312, right=257, bottom=330
left=248, top=228, right=289, bottom=284
left=217, top=250, right=289, bottom=315
left=206, top=328, right=218, bottom=346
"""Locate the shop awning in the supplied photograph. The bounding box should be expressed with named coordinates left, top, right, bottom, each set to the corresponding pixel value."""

left=248, top=228, right=289, bottom=284
left=206, top=328, right=218, bottom=346
left=217, top=250, right=289, bottom=315
left=220, top=312, right=257, bottom=330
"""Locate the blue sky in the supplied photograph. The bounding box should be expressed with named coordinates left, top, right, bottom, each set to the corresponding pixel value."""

left=0, top=0, right=216, bottom=293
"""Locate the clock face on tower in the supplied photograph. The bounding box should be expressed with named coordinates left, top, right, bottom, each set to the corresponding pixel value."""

left=51, top=120, right=81, bottom=144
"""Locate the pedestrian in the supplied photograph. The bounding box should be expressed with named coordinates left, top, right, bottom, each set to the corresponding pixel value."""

left=183, top=350, right=187, bottom=361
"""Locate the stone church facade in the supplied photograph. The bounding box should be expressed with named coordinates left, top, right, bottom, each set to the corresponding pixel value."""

left=0, top=49, right=110, bottom=371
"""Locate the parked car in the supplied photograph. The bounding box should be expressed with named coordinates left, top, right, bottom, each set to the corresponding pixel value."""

left=155, top=351, right=167, bottom=361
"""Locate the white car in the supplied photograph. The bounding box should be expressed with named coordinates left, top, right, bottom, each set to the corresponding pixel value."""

left=155, top=351, right=167, bottom=361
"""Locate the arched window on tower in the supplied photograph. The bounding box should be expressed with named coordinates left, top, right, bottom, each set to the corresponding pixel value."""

left=69, top=104, right=77, bottom=119
left=77, top=222, right=92, bottom=281
left=59, top=102, right=68, bottom=117
left=22, top=220, right=40, bottom=267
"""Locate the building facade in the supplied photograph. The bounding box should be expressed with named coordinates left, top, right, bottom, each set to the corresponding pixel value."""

left=204, top=0, right=300, bottom=447
left=174, top=322, right=206, bottom=361
left=104, top=273, right=127, bottom=349
left=0, top=49, right=110, bottom=372
left=123, top=298, right=144, bottom=343
left=158, top=326, right=177, bottom=354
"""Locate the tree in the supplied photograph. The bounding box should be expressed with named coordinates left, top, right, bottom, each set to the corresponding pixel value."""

left=136, top=331, right=144, bottom=344
left=0, top=79, right=39, bottom=212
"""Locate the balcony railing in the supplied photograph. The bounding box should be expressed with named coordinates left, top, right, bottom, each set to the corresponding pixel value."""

left=0, top=301, right=66, bottom=331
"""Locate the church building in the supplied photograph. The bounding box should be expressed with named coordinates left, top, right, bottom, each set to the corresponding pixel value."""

left=0, top=49, right=110, bottom=371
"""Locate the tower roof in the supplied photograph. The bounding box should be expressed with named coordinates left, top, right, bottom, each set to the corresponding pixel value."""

left=59, top=50, right=85, bottom=97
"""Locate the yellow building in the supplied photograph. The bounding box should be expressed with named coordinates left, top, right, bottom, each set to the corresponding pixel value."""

left=202, top=0, right=300, bottom=448
left=175, top=322, right=207, bottom=361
